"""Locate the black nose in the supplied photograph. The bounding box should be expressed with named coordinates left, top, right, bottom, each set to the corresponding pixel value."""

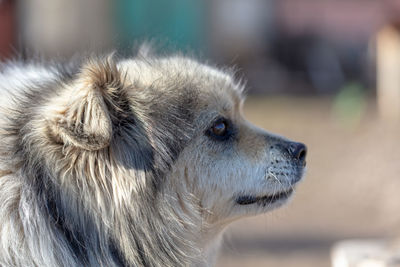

left=288, top=142, right=307, bottom=163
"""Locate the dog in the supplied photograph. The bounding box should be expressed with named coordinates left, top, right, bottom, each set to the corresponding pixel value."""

left=0, top=52, right=307, bottom=267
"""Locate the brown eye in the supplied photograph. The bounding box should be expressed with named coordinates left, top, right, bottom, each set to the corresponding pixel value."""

left=212, top=121, right=227, bottom=136
left=206, top=118, right=233, bottom=141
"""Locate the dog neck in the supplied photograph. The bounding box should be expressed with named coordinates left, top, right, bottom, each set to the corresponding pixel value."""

left=196, top=227, right=225, bottom=267
left=163, top=179, right=229, bottom=266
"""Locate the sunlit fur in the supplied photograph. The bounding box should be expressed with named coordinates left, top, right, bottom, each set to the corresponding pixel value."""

left=0, top=52, right=305, bottom=267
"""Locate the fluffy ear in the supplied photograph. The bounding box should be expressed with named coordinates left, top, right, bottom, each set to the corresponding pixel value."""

left=48, top=56, right=129, bottom=151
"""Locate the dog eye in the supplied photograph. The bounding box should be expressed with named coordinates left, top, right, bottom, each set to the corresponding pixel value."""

left=212, top=121, right=227, bottom=136
left=206, top=118, right=232, bottom=141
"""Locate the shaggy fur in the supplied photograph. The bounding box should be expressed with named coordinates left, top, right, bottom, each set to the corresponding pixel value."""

left=0, top=53, right=306, bottom=267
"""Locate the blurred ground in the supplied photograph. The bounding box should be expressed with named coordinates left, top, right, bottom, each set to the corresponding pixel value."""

left=216, top=96, right=400, bottom=267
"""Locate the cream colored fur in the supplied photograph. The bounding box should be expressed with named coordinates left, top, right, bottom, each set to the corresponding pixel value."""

left=0, top=54, right=306, bottom=266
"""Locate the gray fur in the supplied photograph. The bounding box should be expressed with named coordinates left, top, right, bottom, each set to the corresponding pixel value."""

left=0, top=53, right=306, bottom=267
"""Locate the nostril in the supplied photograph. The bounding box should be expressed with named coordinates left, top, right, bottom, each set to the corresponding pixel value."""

left=298, top=147, right=306, bottom=162
left=289, top=143, right=307, bottom=162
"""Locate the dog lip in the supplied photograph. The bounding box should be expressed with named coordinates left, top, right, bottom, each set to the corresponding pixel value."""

left=236, top=189, right=294, bottom=205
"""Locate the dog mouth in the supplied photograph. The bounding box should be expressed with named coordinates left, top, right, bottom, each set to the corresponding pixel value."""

left=236, top=189, right=294, bottom=206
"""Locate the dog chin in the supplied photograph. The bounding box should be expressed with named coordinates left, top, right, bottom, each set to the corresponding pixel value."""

left=235, top=188, right=294, bottom=207
left=233, top=170, right=304, bottom=212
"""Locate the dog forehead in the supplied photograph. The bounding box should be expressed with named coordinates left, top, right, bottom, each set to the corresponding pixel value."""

left=119, top=57, right=243, bottom=111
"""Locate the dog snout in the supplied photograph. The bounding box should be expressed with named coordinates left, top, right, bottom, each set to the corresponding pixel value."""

left=271, top=141, right=307, bottom=166
left=288, top=142, right=307, bottom=165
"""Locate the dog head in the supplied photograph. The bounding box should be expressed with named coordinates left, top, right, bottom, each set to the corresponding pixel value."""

left=43, top=55, right=306, bottom=229
left=136, top=57, right=308, bottom=224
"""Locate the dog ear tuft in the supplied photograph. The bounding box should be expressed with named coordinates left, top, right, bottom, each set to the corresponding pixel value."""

left=137, top=42, right=154, bottom=58
left=48, top=55, right=129, bottom=151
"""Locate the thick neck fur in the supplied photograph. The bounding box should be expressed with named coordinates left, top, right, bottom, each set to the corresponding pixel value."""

left=0, top=125, right=216, bottom=267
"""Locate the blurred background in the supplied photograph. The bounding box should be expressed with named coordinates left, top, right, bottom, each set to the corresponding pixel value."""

left=1, top=0, right=400, bottom=266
